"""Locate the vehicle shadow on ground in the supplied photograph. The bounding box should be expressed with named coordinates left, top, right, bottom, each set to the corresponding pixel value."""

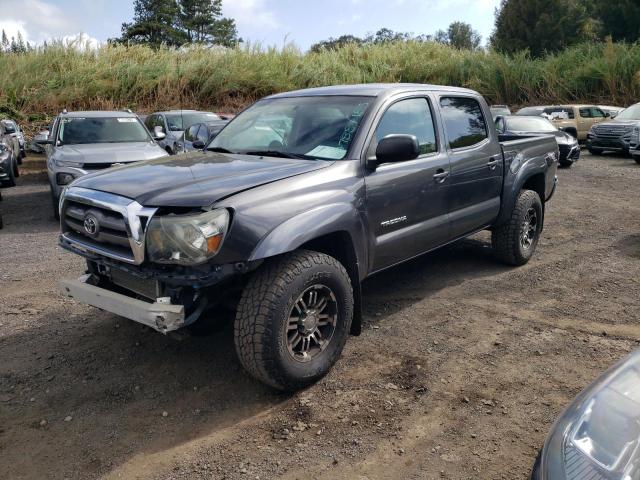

left=361, top=234, right=510, bottom=322
left=0, top=232, right=514, bottom=479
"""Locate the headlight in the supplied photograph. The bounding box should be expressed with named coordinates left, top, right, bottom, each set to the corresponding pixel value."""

left=145, top=209, right=229, bottom=265
left=539, top=350, right=640, bottom=479
left=56, top=172, right=76, bottom=185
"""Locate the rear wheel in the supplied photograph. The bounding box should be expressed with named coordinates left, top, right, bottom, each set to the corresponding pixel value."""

left=234, top=250, right=353, bottom=391
left=492, top=190, right=543, bottom=266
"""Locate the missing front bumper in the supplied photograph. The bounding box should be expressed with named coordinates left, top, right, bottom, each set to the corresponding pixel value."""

left=60, top=274, right=186, bottom=333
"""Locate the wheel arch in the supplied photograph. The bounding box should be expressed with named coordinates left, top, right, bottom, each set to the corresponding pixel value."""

left=248, top=204, right=367, bottom=335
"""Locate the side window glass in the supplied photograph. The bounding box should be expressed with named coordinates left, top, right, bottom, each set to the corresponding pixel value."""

left=579, top=108, right=591, bottom=118
left=591, top=108, right=605, bottom=118
left=196, top=125, right=209, bottom=143
left=440, top=97, right=488, bottom=149
left=374, top=98, right=437, bottom=155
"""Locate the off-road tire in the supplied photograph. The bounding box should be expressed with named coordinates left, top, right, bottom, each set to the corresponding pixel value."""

left=588, top=147, right=603, bottom=155
left=234, top=250, right=353, bottom=391
left=492, top=189, right=543, bottom=266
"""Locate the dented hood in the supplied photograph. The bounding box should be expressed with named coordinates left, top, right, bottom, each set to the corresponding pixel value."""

left=71, top=151, right=331, bottom=207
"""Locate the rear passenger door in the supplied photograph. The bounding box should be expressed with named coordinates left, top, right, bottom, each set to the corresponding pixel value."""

left=438, top=96, right=503, bottom=239
left=364, top=95, right=452, bottom=271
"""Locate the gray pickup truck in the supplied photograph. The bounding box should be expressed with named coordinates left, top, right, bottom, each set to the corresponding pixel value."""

left=59, top=84, right=558, bottom=391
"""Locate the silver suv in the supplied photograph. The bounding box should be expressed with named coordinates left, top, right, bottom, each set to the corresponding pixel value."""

left=39, top=110, right=168, bottom=218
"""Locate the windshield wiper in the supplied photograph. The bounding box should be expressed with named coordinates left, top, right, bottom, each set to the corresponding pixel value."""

left=206, top=146, right=236, bottom=154
left=244, top=150, right=314, bottom=160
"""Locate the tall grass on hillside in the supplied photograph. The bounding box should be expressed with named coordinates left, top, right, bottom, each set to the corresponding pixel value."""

left=1, top=39, right=639, bottom=126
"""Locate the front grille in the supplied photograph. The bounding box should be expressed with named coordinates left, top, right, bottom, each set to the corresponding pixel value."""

left=59, top=187, right=157, bottom=265
left=592, top=124, right=632, bottom=139
left=63, top=200, right=135, bottom=261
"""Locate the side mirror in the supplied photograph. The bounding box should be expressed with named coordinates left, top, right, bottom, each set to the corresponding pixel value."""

left=35, top=138, right=54, bottom=145
left=192, top=140, right=205, bottom=149
left=370, top=134, right=420, bottom=168
left=604, top=112, right=611, bottom=118
left=153, top=126, right=166, bottom=141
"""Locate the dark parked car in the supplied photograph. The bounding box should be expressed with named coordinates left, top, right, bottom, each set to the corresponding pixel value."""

left=490, top=105, right=511, bottom=119
left=588, top=102, right=640, bottom=157
left=58, top=84, right=558, bottom=391
left=2, top=119, right=26, bottom=162
left=0, top=138, right=18, bottom=187
left=532, top=349, right=640, bottom=480
left=495, top=115, right=580, bottom=168
left=144, top=110, right=222, bottom=154
left=179, top=120, right=229, bottom=153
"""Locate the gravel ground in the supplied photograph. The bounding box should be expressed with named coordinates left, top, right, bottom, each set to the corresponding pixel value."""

left=0, top=152, right=639, bottom=480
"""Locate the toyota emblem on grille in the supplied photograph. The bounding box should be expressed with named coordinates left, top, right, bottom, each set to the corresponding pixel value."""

left=83, top=214, right=99, bottom=236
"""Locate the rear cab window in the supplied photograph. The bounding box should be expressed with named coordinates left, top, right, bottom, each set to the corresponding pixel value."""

left=371, top=97, right=438, bottom=157
left=439, top=97, right=488, bottom=149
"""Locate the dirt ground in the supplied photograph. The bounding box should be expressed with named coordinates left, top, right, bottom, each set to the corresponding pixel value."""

left=1, top=152, right=639, bottom=480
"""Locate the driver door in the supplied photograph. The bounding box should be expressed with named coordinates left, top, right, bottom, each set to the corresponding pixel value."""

left=365, top=96, right=451, bottom=272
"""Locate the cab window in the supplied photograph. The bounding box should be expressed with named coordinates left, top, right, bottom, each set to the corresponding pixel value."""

left=372, top=98, right=437, bottom=156
left=440, top=97, right=488, bottom=149
left=591, top=108, right=605, bottom=118
left=579, top=108, right=592, bottom=118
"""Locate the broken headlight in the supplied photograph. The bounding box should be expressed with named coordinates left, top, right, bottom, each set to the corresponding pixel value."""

left=538, top=350, right=640, bottom=480
left=145, top=209, right=229, bottom=265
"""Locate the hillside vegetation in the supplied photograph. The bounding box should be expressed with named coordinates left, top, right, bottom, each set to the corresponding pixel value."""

left=1, top=39, right=639, bottom=125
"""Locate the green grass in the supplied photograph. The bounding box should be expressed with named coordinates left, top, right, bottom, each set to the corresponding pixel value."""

left=1, top=38, right=639, bottom=128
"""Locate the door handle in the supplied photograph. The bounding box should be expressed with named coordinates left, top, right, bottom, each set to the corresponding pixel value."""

left=433, top=169, right=449, bottom=183
left=487, top=158, right=500, bottom=170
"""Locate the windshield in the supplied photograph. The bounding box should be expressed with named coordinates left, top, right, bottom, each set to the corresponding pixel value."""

left=506, top=116, right=557, bottom=132
left=615, top=104, right=640, bottom=120
left=58, top=117, right=151, bottom=145
left=543, top=107, right=575, bottom=119
left=516, top=107, right=544, bottom=116
left=165, top=112, right=220, bottom=131
left=208, top=96, right=373, bottom=160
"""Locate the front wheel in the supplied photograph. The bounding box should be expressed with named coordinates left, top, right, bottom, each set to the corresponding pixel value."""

left=588, top=147, right=603, bottom=155
left=492, top=190, right=543, bottom=266
left=50, top=184, right=60, bottom=220
left=559, top=159, right=573, bottom=168
left=634, top=156, right=640, bottom=165
left=234, top=250, right=354, bottom=391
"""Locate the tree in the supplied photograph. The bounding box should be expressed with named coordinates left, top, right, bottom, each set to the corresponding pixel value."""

left=118, top=0, right=186, bottom=47
left=586, top=0, right=640, bottom=42
left=1, top=30, right=9, bottom=52
left=435, top=21, right=481, bottom=50
left=491, top=0, right=587, bottom=56
left=179, top=0, right=239, bottom=46
left=310, top=35, right=364, bottom=52
left=115, top=0, right=239, bottom=48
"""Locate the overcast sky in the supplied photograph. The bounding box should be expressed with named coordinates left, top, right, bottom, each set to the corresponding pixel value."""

left=0, top=0, right=501, bottom=50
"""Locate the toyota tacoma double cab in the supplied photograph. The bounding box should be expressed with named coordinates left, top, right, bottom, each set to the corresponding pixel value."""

left=58, top=84, right=559, bottom=391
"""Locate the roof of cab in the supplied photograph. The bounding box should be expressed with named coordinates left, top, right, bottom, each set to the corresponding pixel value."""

left=60, top=110, right=139, bottom=118
left=266, top=83, right=478, bottom=99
